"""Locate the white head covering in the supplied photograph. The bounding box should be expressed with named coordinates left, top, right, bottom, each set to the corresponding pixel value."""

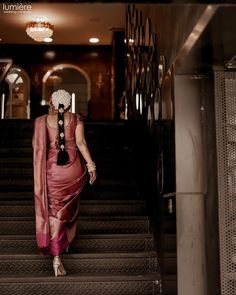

left=51, top=89, right=71, bottom=110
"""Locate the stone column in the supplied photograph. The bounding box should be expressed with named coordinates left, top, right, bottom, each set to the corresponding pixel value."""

left=174, top=75, right=207, bottom=295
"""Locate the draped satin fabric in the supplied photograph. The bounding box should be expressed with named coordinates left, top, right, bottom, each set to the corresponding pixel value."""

left=32, top=113, right=87, bottom=256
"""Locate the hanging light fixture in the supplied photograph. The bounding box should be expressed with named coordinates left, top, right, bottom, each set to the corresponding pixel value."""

left=26, top=18, right=54, bottom=42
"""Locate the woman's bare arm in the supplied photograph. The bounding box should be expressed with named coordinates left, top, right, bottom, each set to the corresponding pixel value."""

left=75, top=121, right=97, bottom=184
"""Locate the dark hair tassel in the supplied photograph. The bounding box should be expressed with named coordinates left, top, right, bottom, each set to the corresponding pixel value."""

left=57, top=103, right=69, bottom=165
left=57, top=149, right=69, bottom=166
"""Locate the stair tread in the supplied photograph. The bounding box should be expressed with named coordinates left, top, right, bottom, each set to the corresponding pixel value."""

left=0, top=233, right=153, bottom=240
left=164, top=252, right=177, bottom=258
left=0, top=233, right=154, bottom=254
left=0, top=216, right=149, bottom=221
left=164, top=274, right=177, bottom=280
left=0, top=272, right=160, bottom=283
left=0, top=251, right=158, bottom=259
left=0, top=200, right=145, bottom=205
left=0, top=179, right=135, bottom=185
left=0, top=146, right=133, bottom=152
left=0, top=192, right=142, bottom=201
left=0, top=201, right=146, bottom=217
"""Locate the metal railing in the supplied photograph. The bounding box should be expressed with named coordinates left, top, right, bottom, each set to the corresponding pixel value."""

left=215, top=70, right=236, bottom=295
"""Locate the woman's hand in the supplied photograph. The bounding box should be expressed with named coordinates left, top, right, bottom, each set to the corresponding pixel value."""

left=89, top=170, right=97, bottom=185
left=85, top=161, right=96, bottom=185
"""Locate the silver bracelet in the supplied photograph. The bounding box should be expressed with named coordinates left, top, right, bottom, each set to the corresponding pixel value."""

left=86, top=161, right=96, bottom=172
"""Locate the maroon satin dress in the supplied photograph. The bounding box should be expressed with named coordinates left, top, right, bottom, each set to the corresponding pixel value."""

left=46, top=113, right=87, bottom=256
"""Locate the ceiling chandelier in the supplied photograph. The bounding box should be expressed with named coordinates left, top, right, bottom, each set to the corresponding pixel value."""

left=26, top=19, right=54, bottom=42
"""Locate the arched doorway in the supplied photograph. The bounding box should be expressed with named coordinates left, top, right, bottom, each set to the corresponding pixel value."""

left=5, top=65, right=30, bottom=119
left=42, top=64, right=91, bottom=117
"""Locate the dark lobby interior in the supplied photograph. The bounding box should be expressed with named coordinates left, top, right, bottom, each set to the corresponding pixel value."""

left=0, top=1, right=236, bottom=295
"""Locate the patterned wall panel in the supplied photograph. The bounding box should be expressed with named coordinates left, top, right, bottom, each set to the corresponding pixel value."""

left=215, top=71, right=236, bottom=294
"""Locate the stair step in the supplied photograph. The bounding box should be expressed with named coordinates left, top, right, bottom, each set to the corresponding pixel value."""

left=0, top=138, right=132, bottom=148
left=164, top=234, right=177, bottom=252
left=0, top=167, right=33, bottom=176
left=0, top=131, right=131, bottom=139
left=0, top=120, right=127, bottom=128
left=0, top=178, right=136, bottom=190
left=0, top=175, right=135, bottom=186
left=164, top=253, right=177, bottom=275
left=0, top=131, right=33, bottom=140
left=0, top=119, right=130, bottom=137
left=0, top=147, right=32, bottom=156
left=0, top=126, right=129, bottom=138
left=0, top=273, right=160, bottom=295
left=0, top=200, right=146, bottom=217
left=164, top=217, right=177, bottom=234
left=0, top=119, right=34, bottom=128
left=0, top=233, right=154, bottom=254
left=0, top=157, right=134, bottom=167
left=0, top=252, right=158, bottom=276
left=0, top=190, right=141, bottom=201
left=0, top=146, right=134, bottom=157
left=0, top=216, right=150, bottom=235
left=0, top=166, right=135, bottom=179
left=0, top=138, right=33, bottom=147
left=164, top=275, right=177, bottom=295
left=0, top=167, right=135, bottom=179
left=0, top=147, right=134, bottom=158
left=0, top=128, right=131, bottom=141
left=0, top=157, right=32, bottom=164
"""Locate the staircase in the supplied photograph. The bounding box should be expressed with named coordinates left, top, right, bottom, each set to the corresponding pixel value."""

left=0, top=119, right=161, bottom=295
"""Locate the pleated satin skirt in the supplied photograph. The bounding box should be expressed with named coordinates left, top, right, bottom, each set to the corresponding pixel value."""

left=46, top=145, right=87, bottom=255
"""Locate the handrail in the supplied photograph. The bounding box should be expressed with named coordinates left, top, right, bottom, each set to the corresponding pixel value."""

left=163, top=191, right=206, bottom=198
left=163, top=191, right=206, bottom=214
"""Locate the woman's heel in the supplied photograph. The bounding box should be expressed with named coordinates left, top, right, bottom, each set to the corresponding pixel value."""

left=53, top=264, right=59, bottom=277
left=53, top=256, right=67, bottom=277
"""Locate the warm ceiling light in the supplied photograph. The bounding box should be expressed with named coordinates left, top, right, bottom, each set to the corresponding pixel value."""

left=26, top=20, right=53, bottom=42
left=89, top=37, right=99, bottom=44
left=44, top=37, right=53, bottom=43
left=44, top=51, right=56, bottom=59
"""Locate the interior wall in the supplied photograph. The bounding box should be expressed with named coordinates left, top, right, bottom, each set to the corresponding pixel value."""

left=0, top=44, right=112, bottom=119
left=134, top=4, right=222, bottom=294
left=174, top=73, right=220, bottom=295
left=175, top=74, right=207, bottom=295
left=136, top=3, right=206, bottom=71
